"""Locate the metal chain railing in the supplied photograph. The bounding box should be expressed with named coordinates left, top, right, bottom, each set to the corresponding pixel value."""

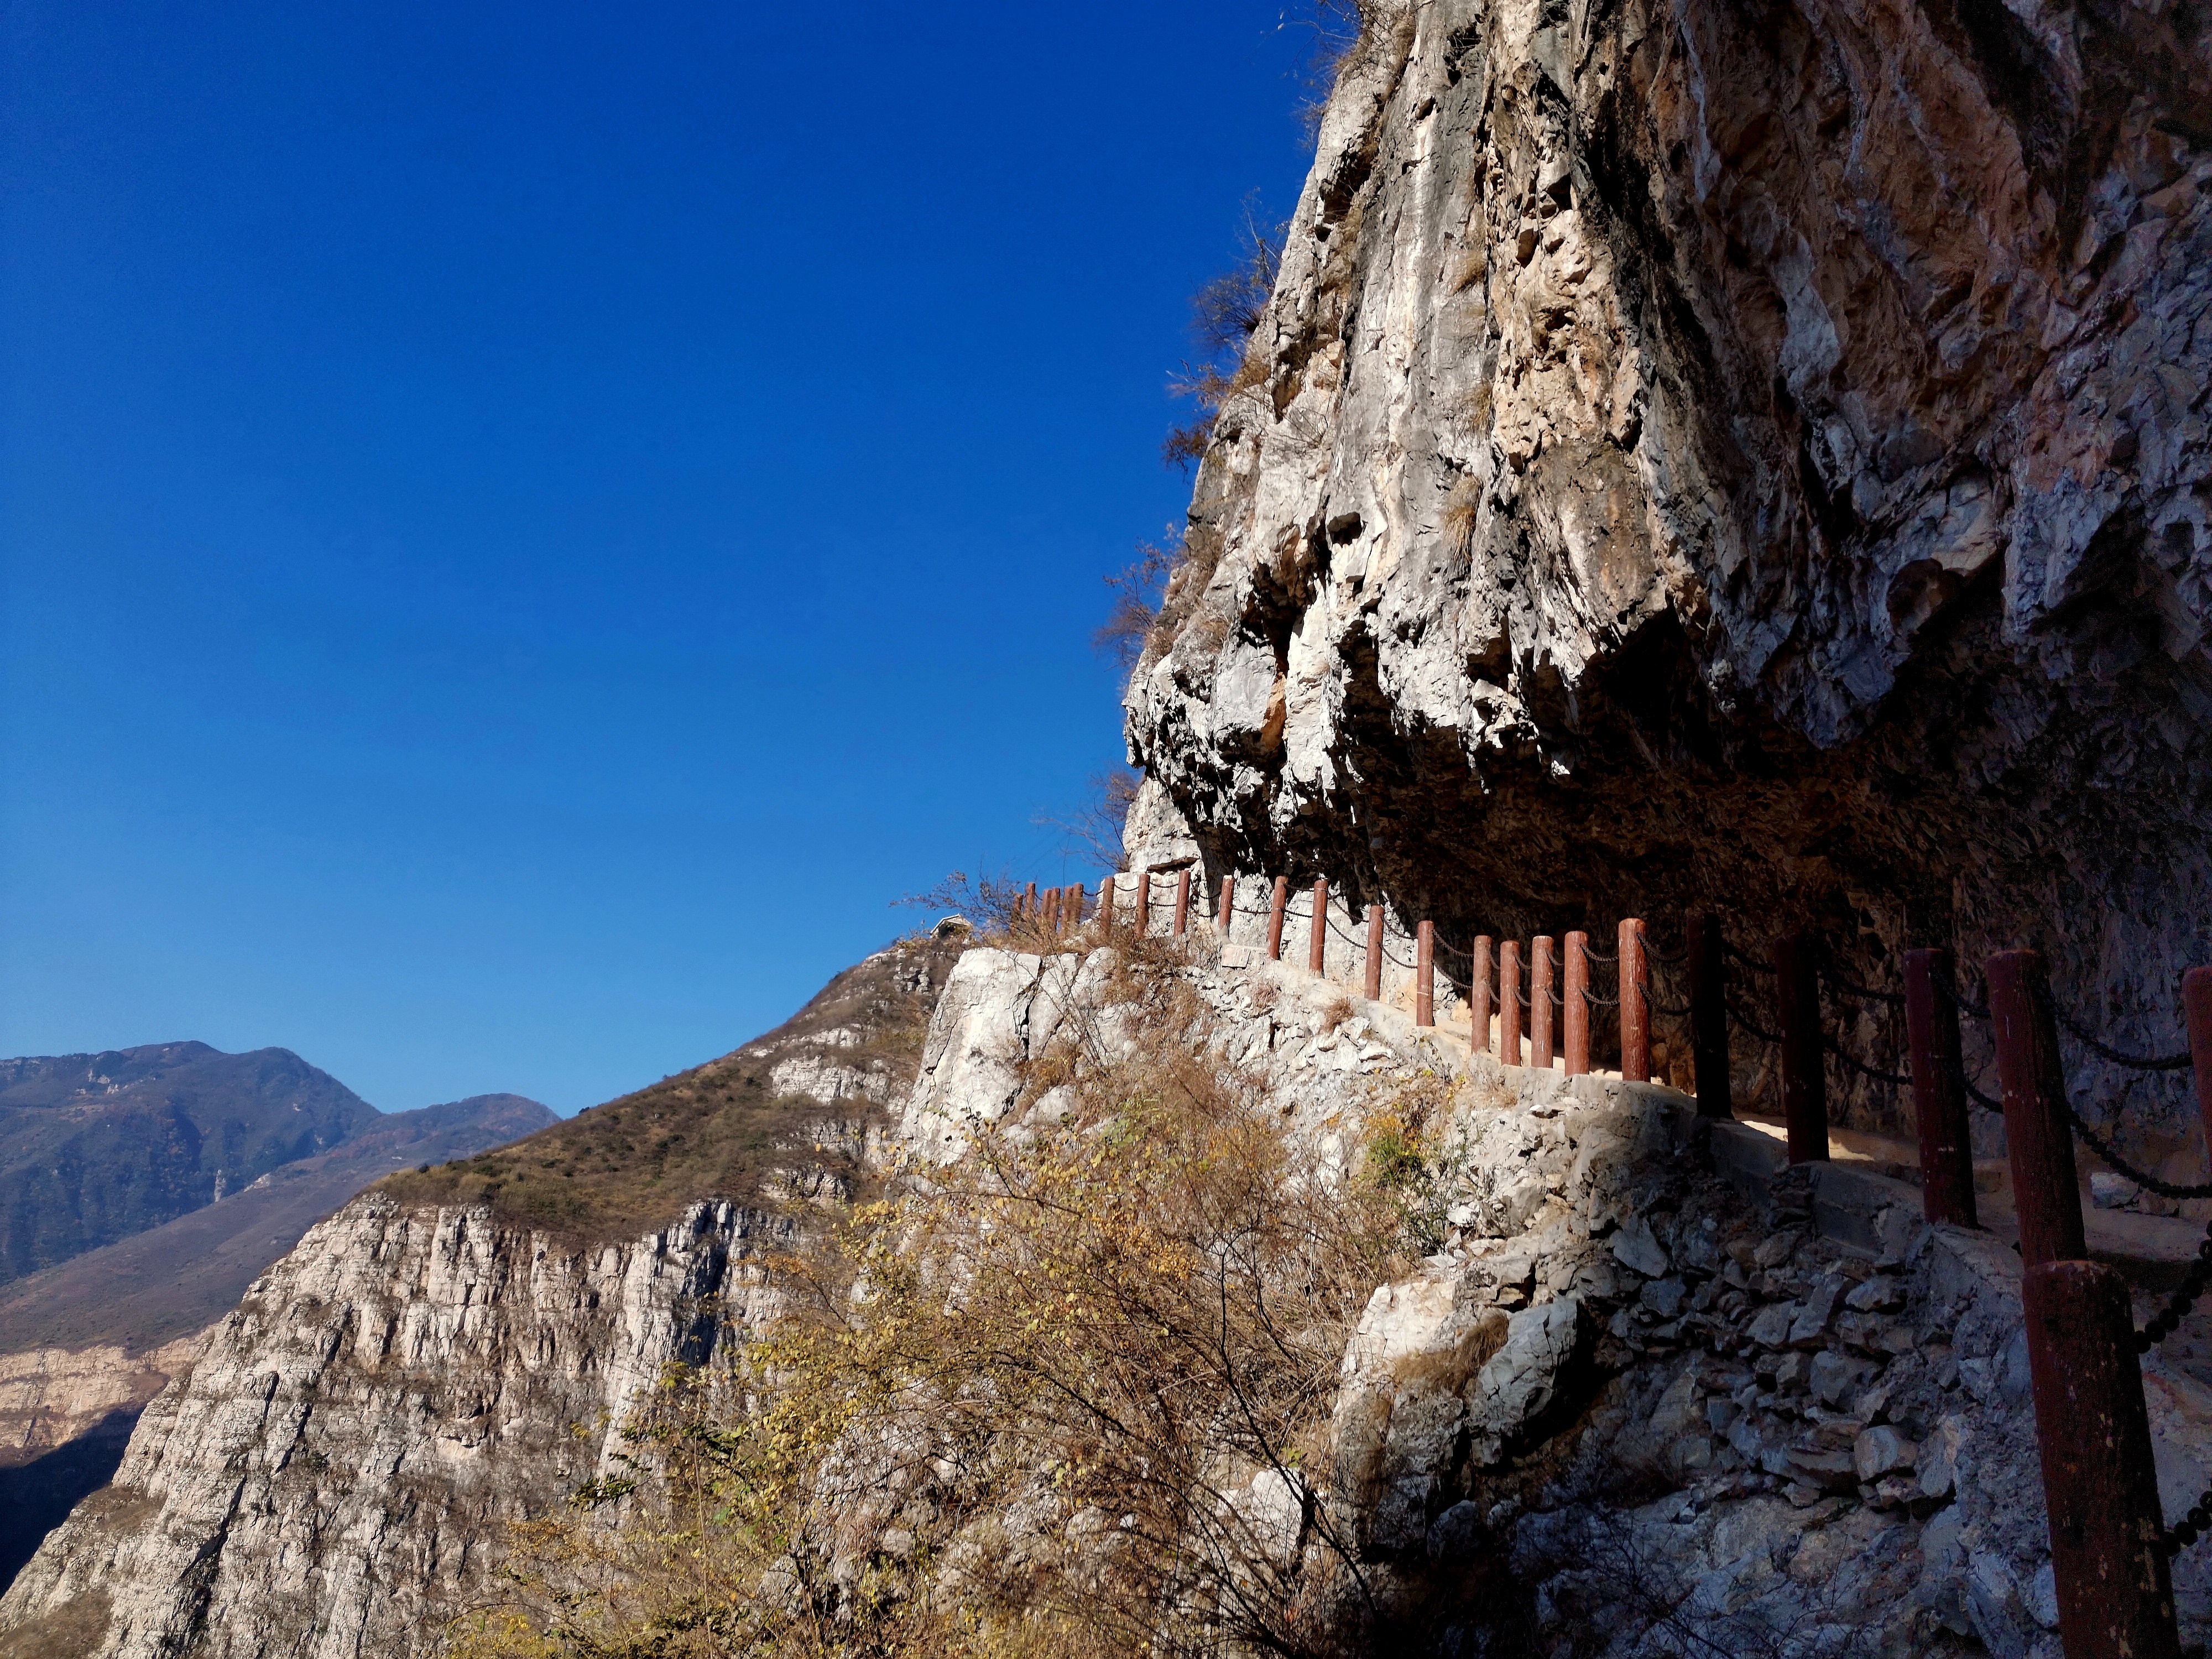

left=1822, top=1032, right=1911, bottom=1089
left=1725, top=996, right=1780, bottom=1045
left=1726, top=940, right=1775, bottom=975
left=2138, top=1223, right=2212, bottom=1355
left=2052, top=1002, right=2194, bottom=1071
left=1820, top=966, right=1906, bottom=1007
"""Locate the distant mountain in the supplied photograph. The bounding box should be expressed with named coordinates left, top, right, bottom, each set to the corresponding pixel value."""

left=0, top=1042, right=388, bottom=1288
left=0, top=1092, right=556, bottom=1359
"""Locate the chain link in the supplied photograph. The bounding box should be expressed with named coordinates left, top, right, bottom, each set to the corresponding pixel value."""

left=1820, top=967, right=1906, bottom=1006
left=1822, top=1032, right=1911, bottom=1088
left=1726, top=941, right=1775, bottom=975
left=2049, top=998, right=2194, bottom=1072
left=1726, top=998, right=1780, bottom=1045
left=1933, top=975, right=1991, bottom=1021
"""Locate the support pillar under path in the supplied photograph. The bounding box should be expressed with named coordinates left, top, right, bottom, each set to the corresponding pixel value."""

left=1905, top=947, right=1977, bottom=1228
left=1990, top=948, right=2086, bottom=1267
left=1773, top=932, right=1829, bottom=1165
left=2022, top=1260, right=2183, bottom=1659
left=1686, top=911, right=1733, bottom=1119
left=1531, top=936, right=1556, bottom=1070
left=1619, top=920, right=1648, bottom=1083
left=1563, top=932, right=1589, bottom=1076
left=1471, top=936, right=1493, bottom=1056
left=1501, top=941, right=1523, bottom=1066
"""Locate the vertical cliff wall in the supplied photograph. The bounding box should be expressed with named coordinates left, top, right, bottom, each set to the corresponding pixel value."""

left=1124, top=0, right=2212, bottom=1144
left=0, top=1198, right=781, bottom=1659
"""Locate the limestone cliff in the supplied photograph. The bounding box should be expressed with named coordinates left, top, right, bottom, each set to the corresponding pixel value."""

left=1123, top=0, right=2212, bottom=1147
left=0, top=1197, right=781, bottom=1659
left=0, top=937, right=958, bottom=1659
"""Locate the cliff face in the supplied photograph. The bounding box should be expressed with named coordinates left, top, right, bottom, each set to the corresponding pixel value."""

left=0, top=1197, right=782, bottom=1659
left=1124, top=0, right=2212, bottom=1142
left=0, top=939, right=958, bottom=1658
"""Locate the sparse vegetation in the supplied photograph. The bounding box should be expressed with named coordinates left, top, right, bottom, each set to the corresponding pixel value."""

left=1162, top=197, right=1285, bottom=473
left=374, top=940, right=959, bottom=1243
left=446, top=940, right=1438, bottom=1658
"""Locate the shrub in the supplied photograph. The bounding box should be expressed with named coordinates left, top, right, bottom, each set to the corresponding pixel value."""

left=447, top=946, right=1431, bottom=1657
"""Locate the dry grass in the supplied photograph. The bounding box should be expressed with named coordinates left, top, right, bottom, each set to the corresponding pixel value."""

left=374, top=938, right=962, bottom=1244
left=446, top=942, right=1433, bottom=1658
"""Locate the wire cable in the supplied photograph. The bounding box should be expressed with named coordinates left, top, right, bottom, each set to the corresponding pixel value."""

left=1934, top=976, right=1991, bottom=1021
left=2048, top=997, right=2194, bottom=1072
left=1820, top=968, right=1906, bottom=1006
left=1822, top=1033, right=1911, bottom=1088
left=1726, top=941, right=1775, bottom=975
left=1725, top=997, right=1780, bottom=1045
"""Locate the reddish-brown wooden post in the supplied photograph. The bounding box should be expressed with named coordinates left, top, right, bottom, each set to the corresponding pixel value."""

left=2022, top=1260, right=2183, bottom=1659
left=1686, top=911, right=1732, bottom=1119
left=1042, top=886, right=1061, bottom=935
left=1619, top=919, right=1649, bottom=1082
left=1132, top=864, right=1150, bottom=937
left=1024, top=881, right=1038, bottom=919
left=1470, top=936, right=1494, bottom=1055
left=1563, top=931, right=1589, bottom=1076
left=1531, top=936, right=1556, bottom=1070
left=1310, top=878, right=1328, bottom=974
left=1364, top=905, right=1383, bottom=1000
left=1172, top=869, right=1191, bottom=938
left=1098, top=876, right=1115, bottom=933
left=1266, top=877, right=1288, bottom=961
left=2187, top=966, right=2212, bottom=1156
left=1066, top=884, right=1085, bottom=930
left=1217, top=875, right=1234, bottom=936
left=1501, top=941, right=1524, bottom=1065
left=1772, top=932, right=1829, bottom=1165
left=1905, top=947, right=1977, bottom=1228
left=1991, top=948, right=2087, bottom=1267
left=1415, top=921, right=1435, bottom=1027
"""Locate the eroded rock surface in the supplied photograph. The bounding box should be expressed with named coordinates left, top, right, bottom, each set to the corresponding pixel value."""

left=1123, top=0, right=2212, bottom=1153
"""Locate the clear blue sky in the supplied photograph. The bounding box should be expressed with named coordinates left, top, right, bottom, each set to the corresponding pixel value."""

left=1, top=3, right=1321, bottom=1114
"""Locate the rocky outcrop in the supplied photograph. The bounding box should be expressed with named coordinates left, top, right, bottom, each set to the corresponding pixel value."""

left=1124, top=0, right=2212, bottom=1150
left=848, top=943, right=2212, bottom=1653
left=0, top=940, right=963, bottom=1659
left=12, top=931, right=2212, bottom=1655
left=0, top=1197, right=784, bottom=1659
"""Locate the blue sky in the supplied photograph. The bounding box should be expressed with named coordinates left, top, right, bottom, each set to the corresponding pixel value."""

left=1, top=3, right=1321, bottom=1114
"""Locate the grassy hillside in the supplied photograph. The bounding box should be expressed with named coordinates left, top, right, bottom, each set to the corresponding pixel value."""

left=377, top=935, right=964, bottom=1240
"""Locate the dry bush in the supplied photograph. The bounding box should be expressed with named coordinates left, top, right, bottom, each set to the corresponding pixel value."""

left=1033, top=768, right=1141, bottom=873
left=448, top=948, right=1432, bottom=1658
left=1164, top=198, right=1285, bottom=473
